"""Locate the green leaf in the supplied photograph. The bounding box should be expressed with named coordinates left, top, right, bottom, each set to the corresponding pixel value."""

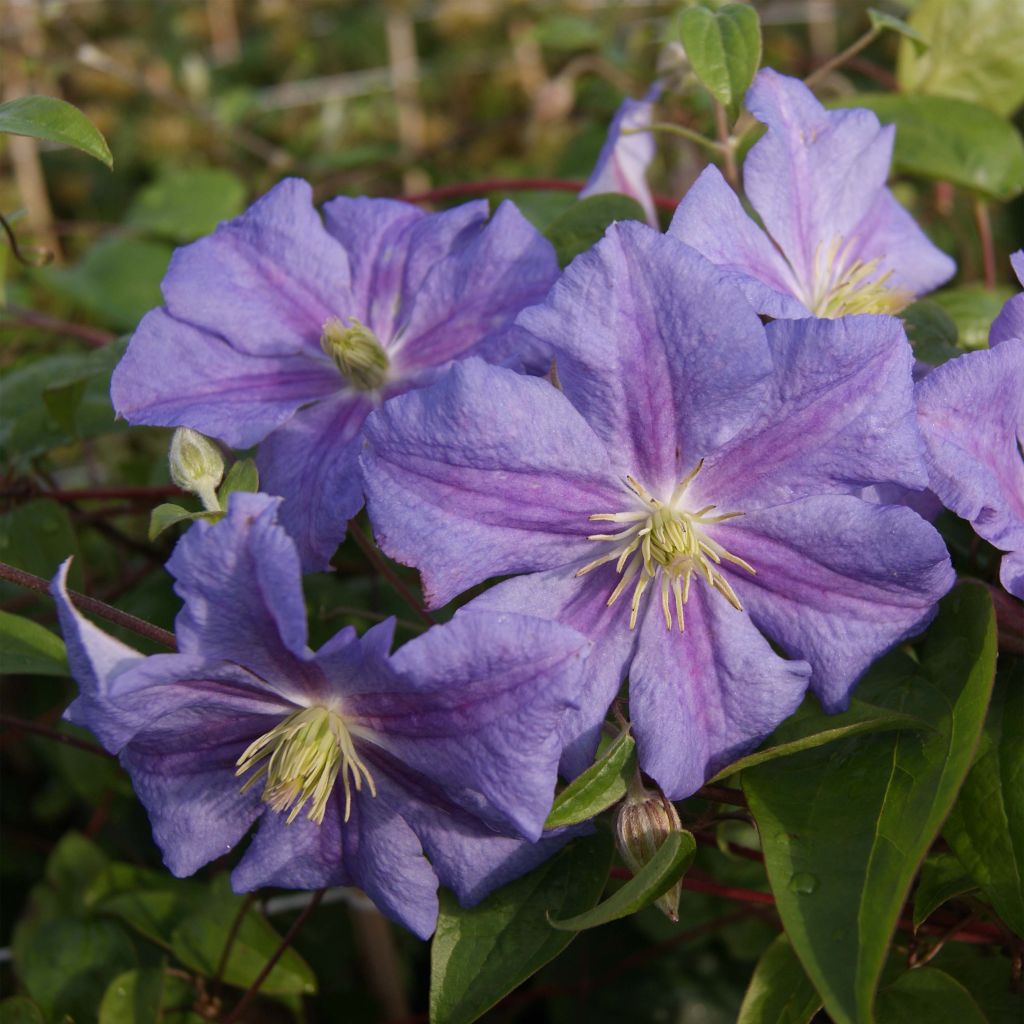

left=547, top=829, right=696, bottom=931
left=709, top=698, right=927, bottom=783
left=0, top=610, right=68, bottom=676
left=930, top=948, right=1021, bottom=1024
left=218, top=458, right=260, bottom=509
left=0, top=500, right=80, bottom=594
left=0, top=998, right=46, bottom=1024
left=430, top=833, right=613, bottom=1024
left=127, top=167, right=247, bottom=243
left=170, top=875, right=316, bottom=996
left=897, top=0, right=1024, bottom=117
left=543, top=194, right=648, bottom=267
left=913, top=852, right=978, bottom=930
left=943, top=676, right=1024, bottom=936
left=743, top=584, right=996, bottom=1024
left=867, top=9, right=927, bottom=52
left=98, top=969, right=162, bottom=1024
left=931, top=285, right=1016, bottom=350
left=148, top=503, right=205, bottom=542
left=900, top=300, right=960, bottom=366
left=41, top=237, right=172, bottom=332
left=875, top=967, right=987, bottom=1024
left=678, top=3, right=761, bottom=114
left=545, top=730, right=636, bottom=829
left=737, top=934, right=822, bottom=1024
left=829, top=93, right=1024, bottom=201
left=0, top=95, right=112, bottom=168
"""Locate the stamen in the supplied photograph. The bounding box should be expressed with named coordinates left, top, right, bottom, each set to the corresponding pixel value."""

left=583, top=460, right=756, bottom=632
left=236, top=706, right=376, bottom=825
left=801, top=235, right=912, bottom=318
left=321, top=317, right=390, bottom=390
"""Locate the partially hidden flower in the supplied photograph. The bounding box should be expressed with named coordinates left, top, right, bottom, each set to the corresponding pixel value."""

left=670, top=68, right=955, bottom=319
left=916, top=338, right=1024, bottom=599
left=110, top=179, right=560, bottom=570
left=361, top=224, right=955, bottom=799
left=579, top=86, right=660, bottom=227
left=52, top=492, right=589, bottom=938
left=990, top=249, right=1024, bottom=346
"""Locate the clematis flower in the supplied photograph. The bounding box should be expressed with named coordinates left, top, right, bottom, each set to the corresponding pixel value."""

left=110, top=179, right=559, bottom=570
left=361, top=224, right=955, bottom=799
left=916, top=338, right=1024, bottom=599
left=990, top=250, right=1024, bottom=346
left=52, top=492, right=588, bottom=938
left=670, top=68, right=955, bottom=319
left=579, top=86, right=660, bottom=227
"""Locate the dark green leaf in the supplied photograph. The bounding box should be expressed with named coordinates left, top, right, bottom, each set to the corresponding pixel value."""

left=42, top=379, right=89, bottom=435
left=98, top=969, right=163, bottom=1024
left=0, top=1000, right=45, bottom=1024
left=44, top=832, right=111, bottom=910
left=148, top=503, right=206, bottom=542
left=709, top=698, right=927, bottom=783
left=737, top=934, right=822, bottom=1024
left=930, top=948, right=1022, bottom=1024
left=0, top=610, right=68, bottom=676
left=170, top=875, right=316, bottom=996
left=678, top=3, right=761, bottom=114
left=544, top=194, right=648, bottom=267
left=545, top=730, right=636, bottom=829
left=875, top=967, right=987, bottom=1024
left=127, top=167, right=246, bottom=242
left=548, top=829, right=696, bottom=931
left=218, top=458, right=260, bottom=508
left=944, top=677, right=1024, bottom=936
left=430, top=833, right=613, bottom=1024
left=931, top=285, right=1016, bottom=350
left=867, top=9, right=927, bottom=52
left=900, top=300, right=960, bottom=366
left=913, top=852, right=978, bottom=930
left=830, top=93, right=1024, bottom=201
left=897, top=0, right=1024, bottom=117
left=743, top=584, right=996, bottom=1024
left=0, top=95, right=112, bottom=167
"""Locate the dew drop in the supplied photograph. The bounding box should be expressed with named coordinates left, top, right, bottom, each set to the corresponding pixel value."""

left=789, top=872, right=818, bottom=894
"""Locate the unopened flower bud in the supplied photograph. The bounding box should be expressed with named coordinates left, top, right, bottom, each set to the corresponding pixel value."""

left=320, top=317, right=389, bottom=391
left=169, top=427, right=224, bottom=512
left=615, top=778, right=683, bottom=921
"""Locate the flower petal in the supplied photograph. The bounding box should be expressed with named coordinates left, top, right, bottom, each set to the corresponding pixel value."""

left=257, top=393, right=372, bottom=570
left=161, top=178, right=352, bottom=359
left=514, top=222, right=772, bottom=494
left=362, top=358, right=622, bottom=607
left=352, top=610, right=589, bottom=840
left=699, top=315, right=928, bottom=511
left=110, top=309, right=339, bottom=449
left=668, top=166, right=808, bottom=318
left=916, top=338, right=1024, bottom=598
left=713, top=495, right=955, bottom=710
left=629, top=585, right=810, bottom=800
left=990, top=250, right=1024, bottom=347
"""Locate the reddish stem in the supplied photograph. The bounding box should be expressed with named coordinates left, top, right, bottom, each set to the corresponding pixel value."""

left=0, top=714, right=113, bottom=759
left=1, top=304, right=116, bottom=347
left=347, top=524, right=435, bottom=628
left=974, top=198, right=997, bottom=289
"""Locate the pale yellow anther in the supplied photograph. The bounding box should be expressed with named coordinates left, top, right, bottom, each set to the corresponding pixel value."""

left=236, top=706, right=376, bottom=825
left=578, top=461, right=756, bottom=632
left=320, top=317, right=390, bottom=391
left=801, top=235, right=913, bottom=318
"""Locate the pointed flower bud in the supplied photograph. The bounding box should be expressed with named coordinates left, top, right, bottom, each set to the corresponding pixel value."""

left=168, top=427, right=224, bottom=512
left=320, top=317, right=390, bottom=391
left=615, top=774, right=684, bottom=921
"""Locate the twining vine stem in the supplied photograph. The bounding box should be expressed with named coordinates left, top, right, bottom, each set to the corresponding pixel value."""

left=346, top=524, right=436, bottom=628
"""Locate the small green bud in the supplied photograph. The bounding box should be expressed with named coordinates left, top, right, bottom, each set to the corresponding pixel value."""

left=320, top=317, right=389, bottom=391
left=615, top=777, right=683, bottom=921
left=168, top=427, right=224, bottom=513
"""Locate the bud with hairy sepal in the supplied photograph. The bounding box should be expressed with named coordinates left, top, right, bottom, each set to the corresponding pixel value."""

left=168, top=427, right=224, bottom=513
left=615, top=774, right=683, bottom=921
left=320, top=317, right=389, bottom=391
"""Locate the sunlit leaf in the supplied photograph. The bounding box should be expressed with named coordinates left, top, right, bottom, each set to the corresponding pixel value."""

left=545, top=730, right=636, bottom=829
left=737, top=933, right=822, bottom=1024
left=0, top=611, right=68, bottom=676
left=0, top=95, right=112, bottom=168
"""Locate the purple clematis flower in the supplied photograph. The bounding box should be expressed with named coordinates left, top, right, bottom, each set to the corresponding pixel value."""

left=670, top=68, right=955, bottom=319
left=52, top=492, right=589, bottom=938
left=580, top=86, right=661, bottom=227
left=990, top=250, right=1024, bottom=346
left=361, top=224, right=955, bottom=799
left=110, top=179, right=559, bottom=570
left=916, top=338, right=1024, bottom=599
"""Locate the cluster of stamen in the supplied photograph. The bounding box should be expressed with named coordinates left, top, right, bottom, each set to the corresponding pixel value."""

left=577, top=460, right=755, bottom=631
left=802, top=236, right=912, bottom=318
left=236, top=706, right=376, bottom=825
left=320, top=317, right=390, bottom=391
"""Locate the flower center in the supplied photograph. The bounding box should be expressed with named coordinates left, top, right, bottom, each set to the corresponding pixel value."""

left=236, top=705, right=376, bottom=825
left=577, top=460, right=755, bottom=631
left=320, top=317, right=390, bottom=391
left=802, top=236, right=912, bottom=318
